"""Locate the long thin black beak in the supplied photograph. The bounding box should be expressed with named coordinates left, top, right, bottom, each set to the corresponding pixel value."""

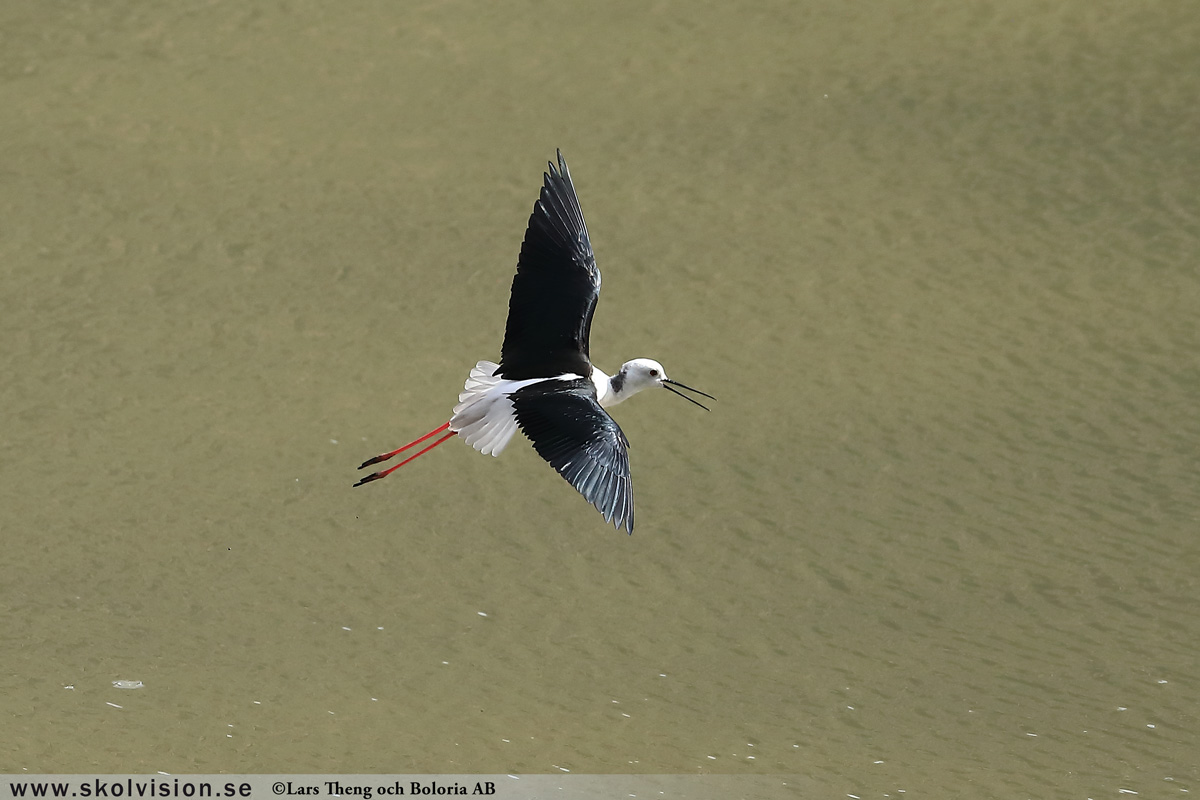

left=663, top=378, right=715, bottom=411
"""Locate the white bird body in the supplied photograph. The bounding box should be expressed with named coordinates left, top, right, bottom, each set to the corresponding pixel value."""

left=449, top=361, right=575, bottom=456
left=450, top=357, right=670, bottom=454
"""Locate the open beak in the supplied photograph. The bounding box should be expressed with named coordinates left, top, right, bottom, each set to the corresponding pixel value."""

left=662, top=378, right=715, bottom=411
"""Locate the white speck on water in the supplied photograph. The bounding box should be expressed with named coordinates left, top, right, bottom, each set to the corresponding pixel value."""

left=342, top=626, right=351, bottom=631
left=1147, top=724, right=1156, bottom=728
left=553, top=765, right=570, bottom=773
left=1118, top=789, right=1138, bottom=795
left=106, top=702, right=122, bottom=709
left=112, top=680, right=143, bottom=689
left=1157, top=679, right=1168, bottom=684
left=477, top=611, right=488, bottom=617
left=330, top=439, right=338, bottom=445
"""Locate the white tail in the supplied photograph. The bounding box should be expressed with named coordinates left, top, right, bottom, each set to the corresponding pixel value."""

left=449, top=361, right=522, bottom=456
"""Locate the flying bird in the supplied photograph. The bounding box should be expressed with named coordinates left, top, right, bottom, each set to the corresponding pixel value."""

left=355, top=150, right=713, bottom=533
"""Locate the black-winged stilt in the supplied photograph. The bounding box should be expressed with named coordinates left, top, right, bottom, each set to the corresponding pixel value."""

left=354, top=150, right=713, bottom=533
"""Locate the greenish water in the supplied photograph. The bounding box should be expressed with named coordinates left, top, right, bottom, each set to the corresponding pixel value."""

left=2, top=1, right=1198, bottom=795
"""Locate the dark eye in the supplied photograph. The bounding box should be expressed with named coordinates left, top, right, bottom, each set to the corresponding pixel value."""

left=649, top=369, right=659, bottom=377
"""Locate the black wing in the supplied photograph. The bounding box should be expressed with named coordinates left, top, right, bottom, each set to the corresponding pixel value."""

left=511, top=378, right=634, bottom=533
left=498, top=150, right=601, bottom=380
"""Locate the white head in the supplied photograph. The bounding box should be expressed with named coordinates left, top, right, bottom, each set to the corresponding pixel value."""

left=606, top=358, right=714, bottom=410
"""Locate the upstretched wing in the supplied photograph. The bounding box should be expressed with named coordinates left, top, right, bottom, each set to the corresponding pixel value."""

left=499, top=150, right=600, bottom=380
left=510, top=378, right=634, bottom=533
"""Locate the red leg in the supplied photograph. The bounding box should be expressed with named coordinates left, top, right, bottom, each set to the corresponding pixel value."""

left=354, top=427, right=456, bottom=487
left=357, top=422, right=451, bottom=469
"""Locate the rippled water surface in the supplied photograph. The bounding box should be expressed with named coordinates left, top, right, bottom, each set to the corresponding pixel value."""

left=2, top=2, right=1198, bottom=795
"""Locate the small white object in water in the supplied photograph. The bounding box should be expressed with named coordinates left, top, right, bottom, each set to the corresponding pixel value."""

left=112, top=680, right=143, bottom=689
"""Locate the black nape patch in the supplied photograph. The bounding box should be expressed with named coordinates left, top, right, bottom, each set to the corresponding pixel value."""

left=610, top=369, right=626, bottom=394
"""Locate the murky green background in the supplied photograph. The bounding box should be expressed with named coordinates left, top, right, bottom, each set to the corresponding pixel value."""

left=3, top=1, right=1198, bottom=795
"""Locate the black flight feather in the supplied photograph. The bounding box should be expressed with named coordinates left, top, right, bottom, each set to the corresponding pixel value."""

left=511, top=377, right=634, bottom=533
left=499, top=151, right=601, bottom=380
